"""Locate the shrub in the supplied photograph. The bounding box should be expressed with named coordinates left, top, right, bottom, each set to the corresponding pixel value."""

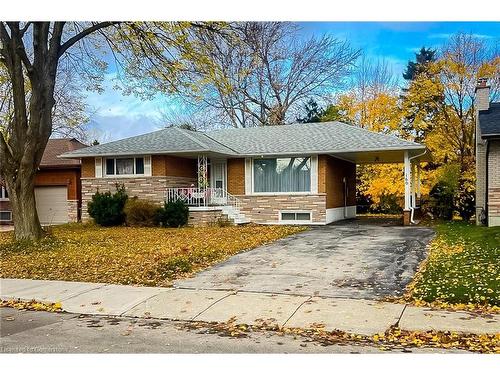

left=428, top=181, right=454, bottom=220
left=455, top=178, right=475, bottom=222
left=375, top=193, right=402, bottom=214
left=87, top=184, right=128, bottom=226
left=124, top=198, right=160, bottom=227
left=156, top=199, right=189, bottom=228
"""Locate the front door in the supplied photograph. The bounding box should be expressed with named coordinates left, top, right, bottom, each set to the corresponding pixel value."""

left=210, top=160, right=227, bottom=204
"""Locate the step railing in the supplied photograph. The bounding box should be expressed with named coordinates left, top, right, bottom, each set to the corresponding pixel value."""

left=166, top=187, right=241, bottom=209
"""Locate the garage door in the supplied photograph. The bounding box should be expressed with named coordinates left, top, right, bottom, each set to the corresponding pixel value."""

left=35, top=186, right=68, bottom=225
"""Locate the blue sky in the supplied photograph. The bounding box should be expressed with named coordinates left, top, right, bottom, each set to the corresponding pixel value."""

left=84, top=22, right=500, bottom=142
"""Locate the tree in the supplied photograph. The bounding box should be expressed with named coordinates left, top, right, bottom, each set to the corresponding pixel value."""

left=403, top=47, right=436, bottom=81
left=296, top=99, right=323, bottom=123
left=402, top=33, right=500, bottom=172
left=0, top=22, right=223, bottom=240
left=178, top=22, right=360, bottom=127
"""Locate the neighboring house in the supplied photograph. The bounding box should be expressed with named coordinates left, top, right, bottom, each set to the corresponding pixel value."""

left=475, top=78, right=500, bottom=227
left=0, top=138, right=87, bottom=226
left=61, top=122, right=427, bottom=226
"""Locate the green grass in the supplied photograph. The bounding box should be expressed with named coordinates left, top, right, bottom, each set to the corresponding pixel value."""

left=411, top=221, right=500, bottom=306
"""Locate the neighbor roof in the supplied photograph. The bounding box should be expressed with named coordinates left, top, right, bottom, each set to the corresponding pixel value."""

left=479, top=102, right=500, bottom=138
left=61, top=127, right=235, bottom=158
left=41, top=138, right=87, bottom=167
left=61, top=121, right=424, bottom=158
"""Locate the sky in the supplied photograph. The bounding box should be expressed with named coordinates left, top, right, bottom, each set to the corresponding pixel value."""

left=83, top=22, right=500, bottom=142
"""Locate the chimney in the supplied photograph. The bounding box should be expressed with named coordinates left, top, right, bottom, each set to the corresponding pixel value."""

left=475, top=77, right=490, bottom=111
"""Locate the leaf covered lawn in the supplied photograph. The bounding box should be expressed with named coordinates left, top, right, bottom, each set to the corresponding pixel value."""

left=408, top=221, right=499, bottom=308
left=0, top=223, right=305, bottom=287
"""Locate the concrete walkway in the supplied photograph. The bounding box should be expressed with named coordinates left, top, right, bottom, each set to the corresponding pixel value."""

left=1, top=278, right=498, bottom=336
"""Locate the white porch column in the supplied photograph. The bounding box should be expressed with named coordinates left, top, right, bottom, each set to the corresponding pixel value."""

left=197, top=155, right=208, bottom=189
left=416, top=164, right=421, bottom=201
left=411, top=162, right=416, bottom=208
left=404, top=151, right=411, bottom=211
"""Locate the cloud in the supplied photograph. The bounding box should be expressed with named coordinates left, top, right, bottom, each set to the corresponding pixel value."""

left=86, top=113, right=163, bottom=143
left=430, top=32, right=493, bottom=39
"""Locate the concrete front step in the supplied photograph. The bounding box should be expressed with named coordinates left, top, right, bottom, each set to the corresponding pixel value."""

left=221, top=206, right=250, bottom=225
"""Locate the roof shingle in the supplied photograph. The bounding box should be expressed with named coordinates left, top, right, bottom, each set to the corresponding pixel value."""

left=479, top=102, right=500, bottom=137
left=61, top=121, right=424, bottom=158
left=40, top=138, right=87, bottom=167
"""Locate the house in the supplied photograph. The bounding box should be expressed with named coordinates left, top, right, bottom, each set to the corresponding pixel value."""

left=61, top=122, right=427, bottom=226
left=475, top=78, right=500, bottom=227
left=0, top=138, right=87, bottom=226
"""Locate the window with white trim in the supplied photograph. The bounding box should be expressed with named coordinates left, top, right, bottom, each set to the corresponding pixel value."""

left=0, top=186, right=8, bottom=200
left=253, top=157, right=311, bottom=193
left=280, top=211, right=312, bottom=222
left=0, top=211, right=12, bottom=221
left=105, top=157, right=145, bottom=176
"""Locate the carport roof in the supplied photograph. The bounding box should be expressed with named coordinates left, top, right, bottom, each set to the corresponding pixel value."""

left=61, top=121, right=426, bottom=159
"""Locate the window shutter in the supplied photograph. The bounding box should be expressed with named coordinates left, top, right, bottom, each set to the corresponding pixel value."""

left=310, top=155, right=318, bottom=194
left=244, top=158, right=252, bottom=195
left=95, top=157, right=102, bottom=178
left=144, top=155, right=152, bottom=176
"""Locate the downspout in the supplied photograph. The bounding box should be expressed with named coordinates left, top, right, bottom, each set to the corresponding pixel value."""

left=408, top=149, right=427, bottom=224
left=343, top=177, right=347, bottom=218
left=485, top=140, right=490, bottom=226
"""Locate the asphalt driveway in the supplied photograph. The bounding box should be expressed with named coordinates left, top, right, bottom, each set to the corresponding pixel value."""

left=175, top=218, right=435, bottom=300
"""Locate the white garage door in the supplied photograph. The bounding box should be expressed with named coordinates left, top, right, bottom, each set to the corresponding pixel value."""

left=35, top=186, right=68, bottom=225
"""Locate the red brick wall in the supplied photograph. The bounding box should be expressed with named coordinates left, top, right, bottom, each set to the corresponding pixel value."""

left=319, top=155, right=356, bottom=209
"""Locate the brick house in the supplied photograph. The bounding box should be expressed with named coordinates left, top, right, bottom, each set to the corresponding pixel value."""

left=0, top=138, right=86, bottom=226
left=61, top=122, right=427, bottom=226
left=475, top=78, right=500, bottom=227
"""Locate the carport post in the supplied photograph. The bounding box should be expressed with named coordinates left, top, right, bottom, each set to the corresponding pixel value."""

left=411, top=162, right=416, bottom=208
left=403, top=151, right=411, bottom=225
left=416, top=164, right=421, bottom=206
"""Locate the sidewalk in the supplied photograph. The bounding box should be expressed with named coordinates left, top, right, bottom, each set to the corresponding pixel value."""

left=1, top=278, right=498, bottom=336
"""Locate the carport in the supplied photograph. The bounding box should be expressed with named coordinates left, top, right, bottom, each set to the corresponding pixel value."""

left=331, top=148, right=429, bottom=225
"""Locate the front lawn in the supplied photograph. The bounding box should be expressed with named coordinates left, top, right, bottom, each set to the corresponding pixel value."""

left=0, top=223, right=305, bottom=287
left=408, top=221, right=499, bottom=307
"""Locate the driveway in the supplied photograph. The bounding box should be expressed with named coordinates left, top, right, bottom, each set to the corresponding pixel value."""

left=175, top=219, right=435, bottom=300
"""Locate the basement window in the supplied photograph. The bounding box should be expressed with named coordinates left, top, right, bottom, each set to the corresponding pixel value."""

left=279, top=211, right=312, bottom=223
left=0, top=211, right=12, bottom=222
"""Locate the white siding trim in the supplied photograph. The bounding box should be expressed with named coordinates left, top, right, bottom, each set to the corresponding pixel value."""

left=244, top=158, right=252, bottom=195
left=95, top=157, right=102, bottom=178
left=325, top=206, right=356, bottom=224
left=144, top=155, right=152, bottom=176
left=311, top=155, right=318, bottom=194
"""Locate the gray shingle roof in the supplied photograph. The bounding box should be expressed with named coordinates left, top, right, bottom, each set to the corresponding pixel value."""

left=206, top=121, right=423, bottom=155
left=61, top=127, right=235, bottom=157
left=479, top=102, right=500, bottom=138
left=61, top=121, right=424, bottom=158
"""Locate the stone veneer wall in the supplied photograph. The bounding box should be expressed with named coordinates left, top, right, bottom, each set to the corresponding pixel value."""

left=81, top=176, right=196, bottom=221
left=236, top=194, right=327, bottom=224
left=67, top=200, right=79, bottom=223
left=188, top=209, right=230, bottom=227
left=488, top=140, right=500, bottom=226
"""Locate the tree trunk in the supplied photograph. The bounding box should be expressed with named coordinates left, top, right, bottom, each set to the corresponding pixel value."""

left=6, top=171, right=44, bottom=241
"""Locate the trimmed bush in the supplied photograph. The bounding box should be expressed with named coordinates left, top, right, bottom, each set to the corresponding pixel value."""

left=156, top=199, right=189, bottom=228
left=124, top=198, right=159, bottom=227
left=87, top=184, right=128, bottom=226
left=455, top=178, right=475, bottom=222
left=428, top=181, right=454, bottom=220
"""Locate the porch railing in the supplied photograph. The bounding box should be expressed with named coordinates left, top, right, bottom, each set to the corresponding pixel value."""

left=166, top=187, right=241, bottom=209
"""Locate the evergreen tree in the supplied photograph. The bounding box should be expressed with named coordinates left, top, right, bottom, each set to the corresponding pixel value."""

left=403, top=47, right=436, bottom=81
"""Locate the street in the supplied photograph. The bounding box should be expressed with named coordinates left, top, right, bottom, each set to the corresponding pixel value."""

left=0, top=308, right=462, bottom=354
